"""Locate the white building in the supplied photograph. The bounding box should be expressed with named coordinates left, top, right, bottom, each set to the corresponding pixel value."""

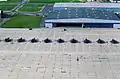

left=0, top=10, right=1, bottom=18
left=0, top=0, right=7, bottom=1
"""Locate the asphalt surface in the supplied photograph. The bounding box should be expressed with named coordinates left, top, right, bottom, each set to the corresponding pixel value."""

left=0, top=28, right=120, bottom=79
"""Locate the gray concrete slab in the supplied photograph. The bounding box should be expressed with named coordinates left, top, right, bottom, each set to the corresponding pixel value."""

left=0, top=28, right=120, bottom=79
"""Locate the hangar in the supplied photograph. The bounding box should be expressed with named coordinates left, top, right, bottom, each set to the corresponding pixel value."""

left=45, top=6, right=120, bottom=28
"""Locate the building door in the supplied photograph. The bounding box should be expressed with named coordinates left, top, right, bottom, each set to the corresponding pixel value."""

left=55, top=23, right=82, bottom=27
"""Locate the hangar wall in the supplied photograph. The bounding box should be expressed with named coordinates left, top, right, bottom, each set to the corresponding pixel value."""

left=54, top=23, right=114, bottom=28
left=45, top=18, right=120, bottom=28
left=84, top=23, right=113, bottom=28
left=45, top=22, right=118, bottom=28
left=45, top=23, right=53, bottom=28
left=113, top=24, right=120, bottom=28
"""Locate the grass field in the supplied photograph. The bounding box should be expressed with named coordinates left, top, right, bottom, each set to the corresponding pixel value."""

left=0, top=4, right=17, bottom=11
left=7, top=0, right=22, bottom=2
left=3, top=15, right=42, bottom=28
left=29, top=0, right=81, bottom=3
left=19, top=4, right=44, bottom=12
left=0, top=19, right=3, bottom=23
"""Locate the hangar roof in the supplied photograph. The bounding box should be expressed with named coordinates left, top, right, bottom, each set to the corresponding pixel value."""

left=54, top=3, right=120, bottom=8
left=46, top=8, right=120, bottom=21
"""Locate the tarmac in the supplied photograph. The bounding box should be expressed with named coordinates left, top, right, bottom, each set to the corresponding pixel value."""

left=0, top=28, right=120, bottom=79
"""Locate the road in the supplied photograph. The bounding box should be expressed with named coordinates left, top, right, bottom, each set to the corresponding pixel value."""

left=18, top=11, right=43, bottom=16
left=12, top=0, right=28, bottom=12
